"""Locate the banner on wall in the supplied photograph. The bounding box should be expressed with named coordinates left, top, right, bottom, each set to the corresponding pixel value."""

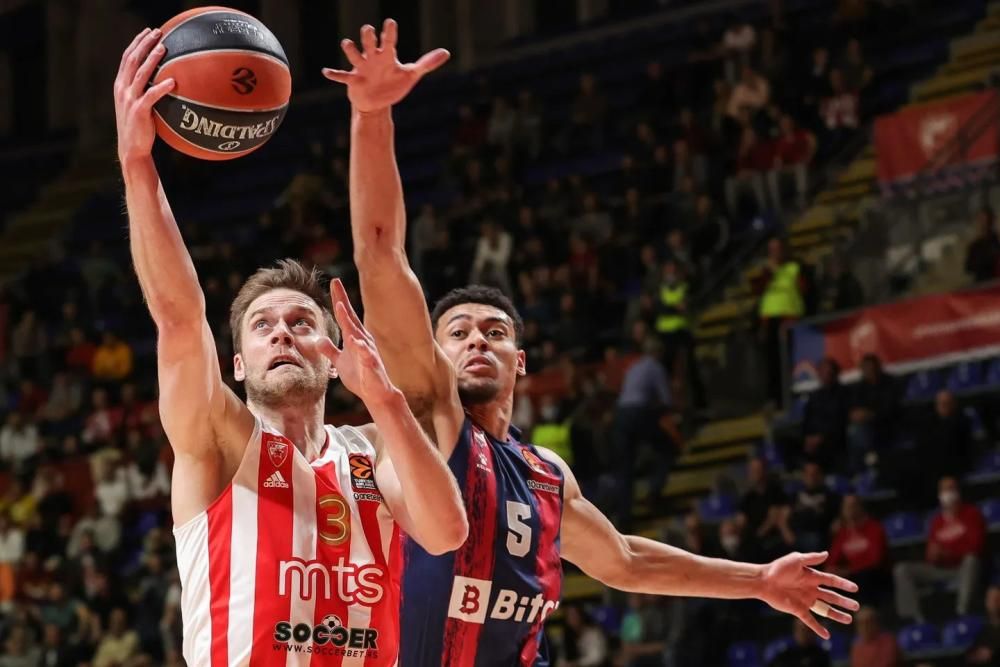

left=790, top=284, right=1000, bottom=393
left=874, top=91, right=999, bottom=191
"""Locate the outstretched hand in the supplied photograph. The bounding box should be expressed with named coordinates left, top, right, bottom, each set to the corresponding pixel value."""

left=316, top=279, right=397, bottom=407
left=322, top=19, right=450, bottom=112
left=759, top=551, right=860, bottom=639
left=114, top=27, right=175, bottom=162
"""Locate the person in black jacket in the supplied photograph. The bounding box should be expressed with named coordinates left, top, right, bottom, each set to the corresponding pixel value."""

left=847, top=354, right=899, bottom=475
left=769, top=620, right=831, bottom=667
left=964, top=207, right=999, bottom=284
left=801, top=358, right=848, bottom=470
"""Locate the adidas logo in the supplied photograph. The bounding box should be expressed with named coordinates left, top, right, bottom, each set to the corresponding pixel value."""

left=264, top=470, right=289, bottom=489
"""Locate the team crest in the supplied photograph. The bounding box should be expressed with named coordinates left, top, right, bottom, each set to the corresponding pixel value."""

left=267, top=438, right=289, bottom=468
left=521, top=448, right=549, bottom=474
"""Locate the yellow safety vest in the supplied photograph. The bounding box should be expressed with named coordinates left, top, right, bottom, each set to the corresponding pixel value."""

left=656, top=282, right=689, bottom=333
left=530, top=422, right=573, bottom=465
left=759, top=261, right=805, bottom=319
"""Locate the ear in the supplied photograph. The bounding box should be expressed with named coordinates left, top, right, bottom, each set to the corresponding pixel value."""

left=515, top=349, right=527, bottom=377
left=233, top=354, right=245, bottom=382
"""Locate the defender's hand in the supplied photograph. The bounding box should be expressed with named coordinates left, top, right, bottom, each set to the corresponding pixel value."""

left=317, top=279, right=397, bottom=407
left=322, top=19, right=450, bottom=112
left=759, top=551, right=860, bottom=639
left=114, top=28, right=175, bottom=163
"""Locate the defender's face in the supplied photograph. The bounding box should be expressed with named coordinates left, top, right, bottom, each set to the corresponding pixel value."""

left=234, top=289, right=334, bottom=407
left=435, top=303, right=525, bottom=406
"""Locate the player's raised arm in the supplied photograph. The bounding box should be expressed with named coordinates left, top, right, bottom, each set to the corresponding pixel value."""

left=115, top=28, right=252, bottom=523
left=323, top=21, right=463, bottom=448
left=535, top=447, right=861, bottom=641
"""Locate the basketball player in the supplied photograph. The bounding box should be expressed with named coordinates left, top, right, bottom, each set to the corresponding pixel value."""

left=324, top=20, right=860, bottom=665
left=114, top=28, right=467, bottom=666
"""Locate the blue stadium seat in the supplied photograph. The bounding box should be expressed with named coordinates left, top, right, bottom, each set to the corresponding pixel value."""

left=591, top=604, right=622, bottom=635
left=825, top=474, right=854, bottom=496
left=898, top=623, right=942, bottom=655
left=762, top=637, right=794, bottom=664
left=946, top=362, right=984, bottom=393
left=698, top=493, right=737, bottom=523
left=985, top=358, right=1000, bottom=387
left=942, top=615, right=985, bottom=651
left=758, top=440, right=785, bottom=470
left=967, top=450, right=1000, bottom=484
left=884, top=512, right=927, bottom=546
left=979, top=498, right=1000, bottom=531
left=820, top=633, right=850, bottom=662
left=964, top=406, right=987, bottom=441
left=905, top=370, right=944, bottom=402
left=727, top=641, right=761, bottom=667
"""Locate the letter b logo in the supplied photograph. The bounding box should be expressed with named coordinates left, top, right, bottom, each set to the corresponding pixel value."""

left=447, top=576, right=491, bottom=624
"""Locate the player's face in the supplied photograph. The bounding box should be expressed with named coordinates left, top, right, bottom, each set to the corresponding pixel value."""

left=234, top=288, right=334, bottom=407
left=435, top=303, right=525, bottom=406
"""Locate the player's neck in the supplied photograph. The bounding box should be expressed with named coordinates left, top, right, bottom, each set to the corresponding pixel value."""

left=249, top=398, right=328, bottom=461
left=466, top=395, right=514, bottom=443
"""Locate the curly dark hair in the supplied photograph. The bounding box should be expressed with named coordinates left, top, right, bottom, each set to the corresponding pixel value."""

left=430, top=285, right=524, bottom=345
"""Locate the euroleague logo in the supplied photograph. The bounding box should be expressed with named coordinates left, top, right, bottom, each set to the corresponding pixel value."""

left=349, top=454, right=382, bottom=503
left=231, top=67, right=258, bottom=95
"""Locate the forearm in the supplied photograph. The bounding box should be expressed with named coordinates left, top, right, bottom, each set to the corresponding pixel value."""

left=350, top=108, right=406, bottom=263
left=122, top=155, right=205, bottom=326
left=617, top=535, right=765, bottom=599
left=369, top=390, right=467, bottom=552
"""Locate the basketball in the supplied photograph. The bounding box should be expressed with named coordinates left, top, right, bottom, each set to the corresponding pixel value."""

left=150, top=6, right=291, bottom=160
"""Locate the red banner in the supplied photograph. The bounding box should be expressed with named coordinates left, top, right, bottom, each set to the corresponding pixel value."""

left=874, top=91, right=999, bottom=188
left=791, top=284, right=1000, bottom=392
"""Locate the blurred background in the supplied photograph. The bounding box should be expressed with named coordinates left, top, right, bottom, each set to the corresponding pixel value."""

left=1, top=0, right=1000, bottom=665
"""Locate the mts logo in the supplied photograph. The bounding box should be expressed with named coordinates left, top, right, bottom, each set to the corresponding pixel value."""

left=446, top=576, right=559, bottom=625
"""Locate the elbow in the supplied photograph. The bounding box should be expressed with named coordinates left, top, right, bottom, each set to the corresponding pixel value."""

left=353, top=243, right=408, bottom=275
left=424, top=510, right=469, bottom=556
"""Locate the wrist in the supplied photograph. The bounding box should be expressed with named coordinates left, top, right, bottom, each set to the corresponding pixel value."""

left=119, top=152, right=155, bottom=182
left=353, top=106, right=393, bottom=121
left=364, top=386, right=406, bottom=414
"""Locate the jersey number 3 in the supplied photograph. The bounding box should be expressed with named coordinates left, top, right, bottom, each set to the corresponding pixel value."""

left=506, top=501, right=532, bottom=557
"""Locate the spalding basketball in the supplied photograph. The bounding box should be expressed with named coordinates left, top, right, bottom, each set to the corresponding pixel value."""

left=150, top=6, right=291, bottom=160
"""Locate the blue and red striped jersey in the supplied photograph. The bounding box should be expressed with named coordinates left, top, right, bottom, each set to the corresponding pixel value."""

left=401, top=417, right=565, bottom=666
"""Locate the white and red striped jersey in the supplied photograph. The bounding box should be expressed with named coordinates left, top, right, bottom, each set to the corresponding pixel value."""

left=174, top=417, right=401, bottom=667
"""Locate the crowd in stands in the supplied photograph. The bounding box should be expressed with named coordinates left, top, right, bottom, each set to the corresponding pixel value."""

left=0, top=0, right=998, bottom=666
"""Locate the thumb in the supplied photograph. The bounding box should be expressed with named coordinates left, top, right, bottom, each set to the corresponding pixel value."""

left=316, top=336, right=341, bottom=365
left=800, top=551, right=829, bottom=567
left=413, top=48, right=450, bottom=75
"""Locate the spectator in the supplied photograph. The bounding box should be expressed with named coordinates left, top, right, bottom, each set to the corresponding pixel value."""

left=769, top=620, right=830, bottom=667
left=487, top=96, right=516, bottom=154
left=850, top=607, right=900, bottom=667
left=790, top=462, right=841, bottom=552
left=81, top=388, right=122, bottom=447
left=725, top=126, right=770, bottom=216
left=654, top=260, right=706, bottom=412
left=513, top=89, right=543, bottom=159
left=767, top=114, right=816, bottom=213
left=964, top=207, right=999, bottom=284
left=0, top=625, right=40, bottom=667
left=819, top=69, right=859, bottom=154
left=577, top=192, right=614, bottom=245
left=0, top=513, right=24, bottom=610
left=619, top=593, right=683, bottom=667
left=916, top=390, right=973, bottom=488
left=0, top=412, right=41, bottom=474
left=65, top=327, right=97, bottom=374
left=754, top=238, right=807, bottom=404
left=738, top=458, right=794, bottom=562
left=452, top=103, right=486, bottom=150
left=847, top=354, right=898, bottom=475
left=817, top=252, right=864, bottom=313
left=828, top=495, right=890, bottom=606
left=92, top=607, right=140, bottom=667
left=38, top=371, right=83, bottom=430
left=469, top=221, right=513, bottom=295
left=94, top=456, right=130, bottom=519
left=894, top=476, right=985, bottom=622
left=567, top=73, right=608, bottom=153
left=67, top=506, right=121, bottom=556
left=801, top=358, right=847, bottom=469
left=9, top=309, right=47, bottom=379
left=966, top=585, right=1000, bottom=665
left=840, top=38, right=874, bottom=92
left=727, top=65, right=771, bottom=120
left=715, top=517, right=750, bottom=560
left=672, top=139, right=707, bottom=191
left=37, top=623, right=77, bottom=667
left=689, top=195, right=730, bottom=278
left=800, top=47, right=831, bottom=124
left=558, top=604, right=609, bottom=667
left=91, top=331, right=133, bottom=382
left=614, top=338, right=676, bottom=529
left=638, top=61, right=672, bottom=121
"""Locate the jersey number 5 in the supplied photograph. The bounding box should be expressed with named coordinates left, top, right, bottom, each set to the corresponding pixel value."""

left=506, top=501, right=532, bottom=557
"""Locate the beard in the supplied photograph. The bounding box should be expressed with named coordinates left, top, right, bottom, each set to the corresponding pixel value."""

left=457, top=377, right=501, bottom=405
left=244, top=365, right=329, bottom=408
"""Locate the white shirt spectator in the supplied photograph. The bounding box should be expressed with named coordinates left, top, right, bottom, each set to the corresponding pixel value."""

left=0, top=418, right=41, bottom=469
left=0, top=523, right=24, bottom=564
left=95, top=466, right=130, bottom=518
left=723, top=24, right=757, bottom=54
left=126, top=459, right=170, bottom=501
left=821, top=92, right=859, bottom=129
left=68, top=512, right=121, bottom=555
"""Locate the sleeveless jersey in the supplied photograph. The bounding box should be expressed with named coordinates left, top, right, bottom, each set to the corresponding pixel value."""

left=401, top=418, right=565, bottom=667
left=174, top=417, right=401, bottom=667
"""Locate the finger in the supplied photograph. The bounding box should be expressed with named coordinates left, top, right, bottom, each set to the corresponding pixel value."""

left=797, top=610, right=830, bottom=640
left=360, top=24, right=377, bottom=54
left=811, top=569, right=859, bottom=593
left=824, top=606, right=854, bottom=625
left=118, top=28, right=152, bottom=79
left=121, top=28, right=162, bottom=89
left=331, top=279, right=369, bottom=340
left=800, top=551, right=829, bottom=567
left=381, top=18, right=398, bottom=50
left=131, top=41, right=167, bottom=96
left=817, top=587, right=860, bottom=613
left=321, top=68, right=355, bottom=84
left=341, top=39, right=364, bottom=68
left=138, top=78, right=176, bottom=110
left=316, top=336, right=341, bottom=364
left=412, top=48, right=451, bottom=75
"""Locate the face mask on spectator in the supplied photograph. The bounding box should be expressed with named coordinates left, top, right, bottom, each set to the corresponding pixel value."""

left=939, top=490, right=959, bottom=509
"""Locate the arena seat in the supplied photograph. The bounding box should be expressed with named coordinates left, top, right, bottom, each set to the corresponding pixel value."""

left=820, top=632, right=850, bottom=663
left=727, top=641, right=762, bottom=667
left=941, top=615, right=986, bottom=651
left=884, top=511, right=928, bottom=547
left=946, top=361, right=985, bottom=393
left=904, top=370, right=945, bottom=402
left=697, top=492, right=737, bottom=523
left=897, top=622, right=942, bottom=655
left=978, top=497, right=1000, bottom=531
left=762, top=636, right=794, bottom=664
